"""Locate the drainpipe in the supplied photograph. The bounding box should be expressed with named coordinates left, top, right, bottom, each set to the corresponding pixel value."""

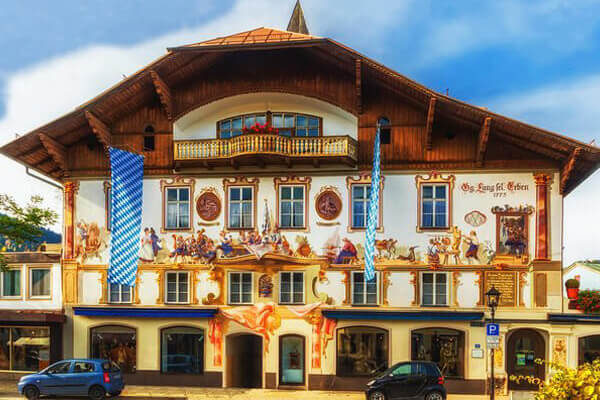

left=25, top=167, right=63, bottom=190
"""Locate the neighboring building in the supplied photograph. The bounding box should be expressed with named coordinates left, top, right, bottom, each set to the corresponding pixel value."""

left=564, top=261, right=600, bottom=291
left=2, top=5, right=600, bottom=396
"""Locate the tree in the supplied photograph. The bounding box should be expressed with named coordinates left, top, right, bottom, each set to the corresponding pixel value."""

left=510, top=358, right=600, bottom=400
left=0, top=195, right=58, bottom=268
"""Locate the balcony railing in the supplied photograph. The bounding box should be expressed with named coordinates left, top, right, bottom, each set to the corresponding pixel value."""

left=174, top=134, right=357, bottom=162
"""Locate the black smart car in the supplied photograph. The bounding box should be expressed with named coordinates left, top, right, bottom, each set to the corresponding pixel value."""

left=365, top=361, right=446, bottom=400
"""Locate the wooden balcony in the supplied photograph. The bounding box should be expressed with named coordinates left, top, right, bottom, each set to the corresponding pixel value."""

left=174, top=134, right=357, bottom=169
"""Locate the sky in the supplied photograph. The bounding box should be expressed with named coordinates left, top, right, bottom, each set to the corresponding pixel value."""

left=0, top=0, right=599, bottom=265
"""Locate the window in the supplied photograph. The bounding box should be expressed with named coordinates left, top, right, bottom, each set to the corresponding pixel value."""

left=90, top=325, right=136, bottom=373
left=0, top=327, right=50, bottom=371
left=165, top=187, right=191, bottom=230
left=46, top=361, right=72, bottom=374
left=161, top=327, right=204, bottom=374
left=351, top=184, right=372, bottom=229
left=336, top=327, right=388, bottom=376
left=219, top=114, right=267, bottom=138
left=352, top=271, right=378, bottom=305
left=421, top=184, right=448, bottom=228
left=579, top=335, right=600, bottom=365
left=378, top=116, right=391, bottom=145
left=412, top=328, right=464, bottom=378
left=165, top=272, right=189, bottom=304
left=229, top=272, right=252, bottom=304
left=415, top=172, right=455, bottom=232
left=109, top=283, right=132, bottom=304
left=389, top=362, right=414, bottom=377
left=1, top=269, right=20, bottom=298
left=29, top=268, right=51, bottom=298
left=73, top=361, right=95, bottom=373
left=421, top=272, right=448, bottom=306
left=272, top=113, right=320, bottom=137
left=143, top=125, right=155, bottom=152
left=279, top=272, right=304, bottom=304
left=279, top=335, right=305, bottom=385
left=279, top=185, right=305, bottom=229
left=228, top=187, right=253, bottom=229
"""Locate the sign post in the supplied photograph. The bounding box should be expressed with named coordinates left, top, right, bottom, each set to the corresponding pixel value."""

left=486, top=323, right=499, bottom=400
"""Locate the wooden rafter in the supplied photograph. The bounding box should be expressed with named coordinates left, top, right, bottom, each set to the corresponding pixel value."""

left=38, top=133, right=67, bottom=172
left=560, top=147, right=583, bottom=194
left=355, top=59, right=362, bottom=114
left=476, top=117, right=492, bottom=167
left=84, top=111, right=111, bottom=148
left=425, top=97, right=437, bottom=151
left=495, top=131, right=565, bottom=160
left=150, top=70, right=174, bottom=120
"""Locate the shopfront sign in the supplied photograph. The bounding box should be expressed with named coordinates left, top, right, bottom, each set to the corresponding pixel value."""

left=485, top=271, right=517, bottom=307
left=460, top=181, right=530, bottom=198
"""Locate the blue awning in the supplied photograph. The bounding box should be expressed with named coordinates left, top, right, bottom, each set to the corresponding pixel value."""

left=73, top=307, right=218, bottom=318
left=548, top=313, right=600, bottom=323
left=322, top=309, right=484, bottom=321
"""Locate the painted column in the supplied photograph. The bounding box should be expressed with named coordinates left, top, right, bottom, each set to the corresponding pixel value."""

left=63, top=181, right=79, bottom=260
left=534, top=173, right=551, bottom=261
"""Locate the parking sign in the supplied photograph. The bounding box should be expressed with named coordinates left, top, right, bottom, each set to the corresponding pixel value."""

left=486, top=323, right=499, bottom=336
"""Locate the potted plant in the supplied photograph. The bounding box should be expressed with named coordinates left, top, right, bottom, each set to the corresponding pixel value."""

left=565, top=278, right=580, bottom=300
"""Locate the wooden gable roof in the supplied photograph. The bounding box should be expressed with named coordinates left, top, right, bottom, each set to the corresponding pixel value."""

left=1, top=27, right=599, bottom=195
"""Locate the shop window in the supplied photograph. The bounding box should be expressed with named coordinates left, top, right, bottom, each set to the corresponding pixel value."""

left=228, top=187, right=254, bottom=229
left=1, top=269, right=21, bottom=298
left=352, top=271, right=378, bottom=305
left=579, top=335, right=600, bottom=365
left=279, top=185, right=305, bottom=229
left=90, top=325, right=136, bottom=373
left=160, top=327, right=204, bottom=374
left=279, top=335, right=305, bottom=385
left=228, top=272, right=253, bottom=304
left=165, top=187, right=191, bottom=230
left=109, top=283, right=132, bottom=304
left=279, top=272, right=304, bottom=304
left=165, top=271, right=189, bottom=304
left=0, top=327, right=51, bottom=371
left=29, top=268, right=51, bottom=298
left=336, top=326, right=388, bottom=376
left=411, top=328, right=464, bottom=378
left=421, top=272, right=448, bottom=306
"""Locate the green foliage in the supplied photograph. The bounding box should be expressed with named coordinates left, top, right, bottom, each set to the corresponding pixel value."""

left=510, top=358, right=600, bottom=400
left=565, top=278, right=580, bottom=289
left=0, top=195, right=58, bottom=269
left=575, top=290, right=600, bottom=313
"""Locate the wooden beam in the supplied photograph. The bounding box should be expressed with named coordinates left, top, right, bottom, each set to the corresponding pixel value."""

left=494, top=131, right=565, bottom=160
left=425, top=97, right=436, bottom=151
left=476, top=117, right=492, bottom=167
left=38, top=133, right=68, bottom=172
left=150, top=70, right=174, bottom=120
left=84, top=111, right=111, bottom=148
left=560, top=147, right=583, bottom=194
left=355, top=59, right=362, bottom=115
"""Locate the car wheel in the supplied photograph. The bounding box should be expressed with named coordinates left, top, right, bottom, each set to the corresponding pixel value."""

left=369, top=390, right=386, bottom=400
left=425, top=391, right=444, bottom=400
left=89, top=385, right=106, bottom=400
left=23, top=385, right=40, bottom=400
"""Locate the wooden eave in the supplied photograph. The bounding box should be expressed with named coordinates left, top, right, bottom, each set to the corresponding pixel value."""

left=0, top=28, right=598, bottom=194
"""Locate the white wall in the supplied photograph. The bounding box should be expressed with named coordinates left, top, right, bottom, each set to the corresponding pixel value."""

left=0, top=263, right=62, bottom=309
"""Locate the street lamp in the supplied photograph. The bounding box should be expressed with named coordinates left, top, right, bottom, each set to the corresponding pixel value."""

left=486, top=286, right=501, bottom=400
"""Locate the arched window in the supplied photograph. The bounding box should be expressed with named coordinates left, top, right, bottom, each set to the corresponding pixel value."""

left=411, top=328, right=464, bottom=378
left=90, top=325, right=136, bottom=373
left=378, top=116, right=391, bottom=144
left=143, top=124, right=155, bottom=152
left=336, top=326, right=388, bottom=376
left=579, top=335, right=600, bottom=365
left=160, top=326, right=204, bottom=374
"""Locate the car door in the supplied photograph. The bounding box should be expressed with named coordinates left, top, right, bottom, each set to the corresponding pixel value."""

left=385, top=363, right=414, bottom=399
left=38, top=361, right=74, bottom=396
left=71, top=361, right=97, bottom=395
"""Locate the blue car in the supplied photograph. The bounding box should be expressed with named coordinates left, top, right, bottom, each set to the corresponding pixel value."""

left=17, top=359, right=124, bottom=400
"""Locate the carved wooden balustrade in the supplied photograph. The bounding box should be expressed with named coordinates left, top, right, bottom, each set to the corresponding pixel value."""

left=174, top=134, right=357, bottom=163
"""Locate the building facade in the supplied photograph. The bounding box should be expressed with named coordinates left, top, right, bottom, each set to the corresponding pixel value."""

left=2, top=14, right=600, bottom=396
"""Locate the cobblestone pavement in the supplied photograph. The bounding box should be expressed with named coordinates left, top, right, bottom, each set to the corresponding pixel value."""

left=0, top=380, right=493, bottom=399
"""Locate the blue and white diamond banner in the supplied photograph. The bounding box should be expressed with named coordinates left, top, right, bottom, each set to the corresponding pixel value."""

left=108, top=147, right=144, bottom=287
left=364, top=126, right=381, bottom=283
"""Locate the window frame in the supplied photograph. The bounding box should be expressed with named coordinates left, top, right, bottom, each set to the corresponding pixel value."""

left=0, top=267, right=22, bottom=299
left=279, top=334, right=306, bottom=385
left=216, top=112, right=322, bottom=138
left=415, top=172, right=455, bottom=232
left=28, top=267, right=51, bottom=299
left=420, top=271, right=449, bottom=307
left=217, top=113, right=268, bottom=139
left=228, top=186, right=254, bottom=230
left=335, top=326, right=389, bottom=377
left=108, top=282, right=133, bottom=304
left=223, top=177, right=259, bottom=231
left=278, top=271, right=305, bottom=305
left=160, top=326, right=205, bottom=375
left=346, top=174, right=384, bottom=233
left=228, top=271, right=253, bottom=305
left=164, top=271, right=190, bottom=305
left=351, top=271, right=379, bottom=306
left=89, top=324, right=137, bottom=374
left=274, top=177, right=311, bottom=232
left=160, top=177, right=195, bottom=233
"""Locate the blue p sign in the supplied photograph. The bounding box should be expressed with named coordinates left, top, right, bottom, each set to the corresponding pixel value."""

left=486, top=323, right=499, bottom=336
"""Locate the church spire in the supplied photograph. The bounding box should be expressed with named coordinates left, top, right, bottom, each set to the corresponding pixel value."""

left=287, top=0, right=309, bottom=35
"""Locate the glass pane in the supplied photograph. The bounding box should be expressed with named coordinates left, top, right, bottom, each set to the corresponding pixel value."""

left=90, top=326, right=136, bottom=373
left=280, top=336, right=304, bottom=384
left=292, top=201, right=304, bottom=214
left=10, top=327, right=50, bottom=372
left=167, top=188, right=178, bottom=201
left=281, top=214, right=291, bottom=228
left=256, top=115, right=267, bottom=125
left=161, top=328, right=204, bottom=375
left=122, top=288, right=131, bottom=303
left=221, top=120, right=231, bottom=131
left=242, top=273, right=252, bottom=284
left=296, top=115, right=307, bottom=127
left=353, top=185, right=364, bottom=199
left=230, top=188, right=240, bottom=201
left=3, top=270, right=20, bottom=296
left=178, top=189, right=189, bottom=201
left=336, top=327, right=388, bottom=376
left=281, top=186, right=292, bottom=200
left=422, top=200, right=433, bottom=214
left=31, top=269, right=50, bottom=297
left=232, top=130, right=242, bottom=137
left=296, top=128, right=307, bottom=137
left=293, top=214, right=304, bottom=227
left=284, top=115, right=294, bottom=127
left=435, top=185, right=446, bottom=199
left=308, top=117, right=319, bottom=127
left=273, top=114, right=283, bottom=127
left=279, top=129, right=292, bottom=137
left=435, top=213, right=446, bottom=228
left=245, top=116, right=255, bottom=127
left=232, top=118, right=242, bottom=130
left=422, top=214, right=433, bottom=227
left=281, top=201, right=291, bottom=214
left=293, top=186, right=304, bottom=199
left=308, top=128, right=319, bottom=137
left=411, top=328, right=463, bottom=378
left=242, top=187, right=252, bottom=200
left=221, top=131, right=231, bottom=139
left=280, top=291, right=291, bottom=303
left=422, top=186, right=433, bottom=199
left=242, top=292, right=252, bottom=303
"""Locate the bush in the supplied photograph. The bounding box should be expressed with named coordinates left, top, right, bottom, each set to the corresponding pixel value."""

left=510, top=358, right=600, bottom=400
left=565, top=278, right=580, bottom=289
left=576, top=290, right=600, bottom=313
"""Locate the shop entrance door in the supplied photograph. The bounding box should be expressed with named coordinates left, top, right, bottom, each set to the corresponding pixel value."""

left=507, top=329, right=545, bottom=391
left=226, top=334, right=262, bottom=388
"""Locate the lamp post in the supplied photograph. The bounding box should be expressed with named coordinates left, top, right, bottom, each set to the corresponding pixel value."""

left=486, top=286, right=501, bottom=400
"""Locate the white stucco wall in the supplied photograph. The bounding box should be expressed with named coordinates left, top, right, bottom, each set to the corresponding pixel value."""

left=0, top=263, right=62, bottom=309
